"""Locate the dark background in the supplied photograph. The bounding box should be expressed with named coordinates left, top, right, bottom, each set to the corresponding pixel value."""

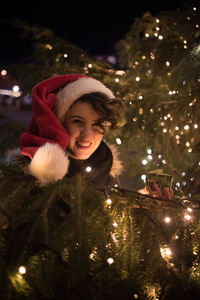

left=0, top=0, right=194, bottom=64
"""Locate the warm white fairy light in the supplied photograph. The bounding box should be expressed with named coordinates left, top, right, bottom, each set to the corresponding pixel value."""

left=160, top=247, right=172, bottom=259
left=141, top=174, right=146, bottom=182
left=115, top=78, right=119, bottom=83
left=148, top=155, right=153, bottom=160
left=186, top=142, right=190, bottom=147
left=158, top=35, right=163, bottom=40
left=88, top=63, right=92, bottom=68
left=63, top=53, right=68, bottom=58
left=136, top=76, right=140, bottom=81
left=147, top=149, right=152, bottom=154
left=145, top=33, right=150, bottom=37
left=107, top=257, right=114, bottom=265
left=187, top=207, right=192, bottom=212
left=113, top=222, right=118, bottom=227
left=18, top=266, right=26, bottom=275
left=184, top=214, right=192, bottom=221
left=166, top=61, right=170, bottom=67
left=85, top=166, right=92, bottom=173
left=142, top=159, right=148, bottom=165
left=164, top=217, right=171, bottom=223
left=116, top=138, right=122, bottom=145
left=175, top=126, right=179, bottom=130
left=162, top=159, right=166, bottom=164
left=184, top=125, right=189, bottom=130
left=194, top=124, right=198, bottom=128
left=156, top=18, right=160, bottom=23
left=116, top=70, right=125, bottom=75
left=1, top=69, right=7, bottom=76
left=13, top=85, right=19, bottom=92
left=106, top=198, right=112, bottom=205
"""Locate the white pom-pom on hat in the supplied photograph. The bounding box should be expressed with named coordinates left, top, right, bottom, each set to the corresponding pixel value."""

left=30, top=143, right=69, bottom=184
left=55, top=77, right=115, bottom=122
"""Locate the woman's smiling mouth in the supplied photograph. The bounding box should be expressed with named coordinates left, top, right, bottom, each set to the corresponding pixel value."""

left=76, top=141, right=92, bottom=149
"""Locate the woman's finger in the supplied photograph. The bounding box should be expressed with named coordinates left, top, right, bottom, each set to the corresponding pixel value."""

left=153, top=184, right=162, bottom=198
left=163, top=187, right=172, bottom=200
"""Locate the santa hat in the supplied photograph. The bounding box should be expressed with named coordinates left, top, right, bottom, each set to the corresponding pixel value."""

left=20, top=74, right=115, bottom=184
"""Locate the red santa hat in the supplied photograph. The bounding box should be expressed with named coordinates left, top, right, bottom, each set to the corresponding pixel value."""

left=20, top=74, right=115, bottom=184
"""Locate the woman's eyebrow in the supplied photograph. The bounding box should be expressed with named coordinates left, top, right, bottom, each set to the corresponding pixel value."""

left=69, top=115, right=100, bottom=122
left=69, top=115, right=84, bottom=119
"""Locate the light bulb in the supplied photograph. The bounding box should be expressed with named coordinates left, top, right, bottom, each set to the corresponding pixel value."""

left=18, top=266, right=26, bottom=275
left=164, top=217, right=171, bottom=223
left=106, top=198, right=112, bottom=205
left=107, top=257, right=114, bottom=265
left=85, top=166, right=92, bottom=173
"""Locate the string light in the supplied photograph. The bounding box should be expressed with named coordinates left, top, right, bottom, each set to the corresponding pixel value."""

left=184, top=125, right=189, bottom=130
left=1, top=69, right=7, bottom=76
left=107, top=257, right=114, bottom=265
left=18, top=266, right=26, bottom=275
left=184, top=214, right=192, bottom=221
left=85, top=166, right=92, bottom=173
left=106, top=198, right=112, bottom=205
left=13, top=85, right=20, bottom=92
left=147, top=149, right=152, bottom=154
left=142, top=159, right=148, bottom=165
left=141, top=174, right=146, bottom=182
left=116, top=138, right=122, bottom=145
left=160, top=247, right=172, bottom=259
left=113, top=222, right=118, bottom=227
left=164, top=217, right=171, bottom=223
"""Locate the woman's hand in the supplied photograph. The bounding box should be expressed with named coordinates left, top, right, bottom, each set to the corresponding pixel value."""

left=148, top=183, right=173, bottom=200
left=138, top=184, right=173, bottom=200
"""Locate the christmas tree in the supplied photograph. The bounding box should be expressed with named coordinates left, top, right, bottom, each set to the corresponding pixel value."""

left=1, top=2, right=200, bottom=299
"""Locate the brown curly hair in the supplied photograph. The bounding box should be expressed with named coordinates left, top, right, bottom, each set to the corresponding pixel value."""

left=72, top=92, right=123, bottom=133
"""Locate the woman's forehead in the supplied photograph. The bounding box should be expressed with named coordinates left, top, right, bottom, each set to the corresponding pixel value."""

left=67, top=101, right=101, bottom=120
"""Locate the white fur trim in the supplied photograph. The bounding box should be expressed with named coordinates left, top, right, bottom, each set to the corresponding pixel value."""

left=30, top=143, right=69, bottom=184
left=55, top=77, right=114, bottom=122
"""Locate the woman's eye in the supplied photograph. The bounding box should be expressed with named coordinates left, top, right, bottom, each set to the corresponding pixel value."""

left=72, top=119, right=83, bottom=124
left=93, top=123, right=105, bottom=133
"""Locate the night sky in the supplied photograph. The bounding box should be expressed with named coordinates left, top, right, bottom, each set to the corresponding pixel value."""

left=0, top=0, right=194, bottom=65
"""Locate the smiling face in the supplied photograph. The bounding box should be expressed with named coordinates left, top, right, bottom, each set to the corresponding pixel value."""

left=63, top=101, right=105, bottom=160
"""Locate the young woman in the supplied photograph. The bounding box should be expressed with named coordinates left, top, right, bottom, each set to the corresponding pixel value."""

left=14, top=74, right=123, bottom=189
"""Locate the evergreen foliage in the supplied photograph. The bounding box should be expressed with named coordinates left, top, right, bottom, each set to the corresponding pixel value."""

left=1, top=159, right=200, bottom=299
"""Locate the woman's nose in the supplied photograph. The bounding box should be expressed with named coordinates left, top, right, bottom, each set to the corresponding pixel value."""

left=80, top=125, right=92, bottom=138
